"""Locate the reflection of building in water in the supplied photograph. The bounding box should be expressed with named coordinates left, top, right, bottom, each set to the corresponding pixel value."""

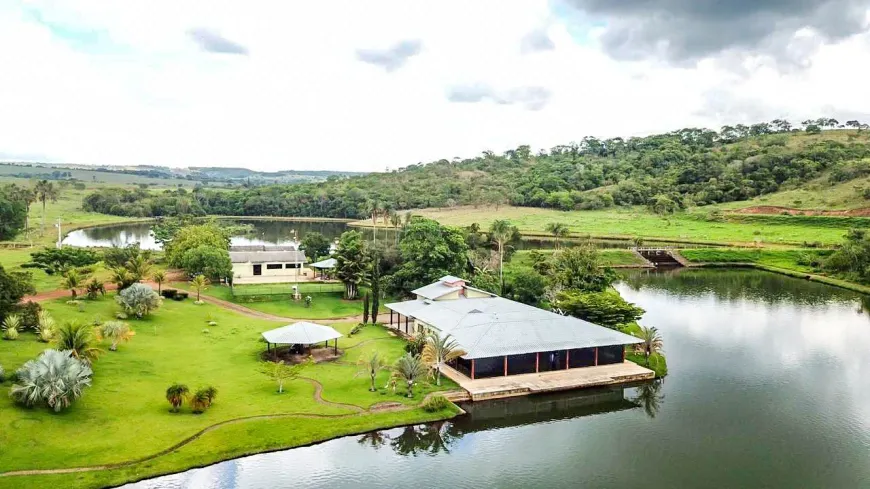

left=451, top=385, right=641, bottom=434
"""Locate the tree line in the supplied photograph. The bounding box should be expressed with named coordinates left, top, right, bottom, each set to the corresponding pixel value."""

left=79, top=119, right=870, bottom=221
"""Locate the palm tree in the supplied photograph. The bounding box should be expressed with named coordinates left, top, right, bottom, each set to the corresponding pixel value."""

left=152, top=270, right=167, bottom=294
left=403, top=212, right=414, bottom=228
left=85, top=278, right=106, bottom=300
left=366, top=199, right=382, bottom=243
left=357, top=351, right=389, bottom=392
left=127, top=255, right=152, bottom=282
left=63, top=269, right=83, bottom=299
left=545, top=222, right=571, bottom=249
left=392, top=353, right=429, bottom=398
left=421, top=331, right=466, bottom=386
left=634, top=326, right=664, bottom=366
left=54, top=321, right=103, bottom=365
left=390, top=212, right=402, bottom=245
left=488, top=219, right=514, bottom=293
left=9, top=349, right=92, bottom=412
left=110, top=267, right=135, bottom=290
left=357, top=430, right=388, bottom=449
left=190, top=386, right=218, bottom=413
left=190, top=274, right=210, bottom=302
left=165, top=383, right=189, bottom=412
left=2, top=314, right=21, bottom=341
left=97, top=320, right=135, bottom=351
left=34, top=180, right=59, bottom=236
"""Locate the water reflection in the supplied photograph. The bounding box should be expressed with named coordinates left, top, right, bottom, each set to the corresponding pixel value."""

left=118, top=269, right=870, bottom=489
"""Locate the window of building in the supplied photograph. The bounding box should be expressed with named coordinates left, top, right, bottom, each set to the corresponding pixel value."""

left=266, top=264, right=283, bottom=270
left=285, top=263, right=299, bottom=269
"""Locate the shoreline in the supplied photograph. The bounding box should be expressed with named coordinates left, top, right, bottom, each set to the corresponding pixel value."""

left=0, top=406, right=462, bottom=489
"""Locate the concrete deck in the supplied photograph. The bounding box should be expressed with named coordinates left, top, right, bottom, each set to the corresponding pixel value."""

left=441, top=362, right=654, bottom=401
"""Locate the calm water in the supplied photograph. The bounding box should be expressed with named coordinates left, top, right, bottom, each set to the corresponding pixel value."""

left=124, top=269, right=870, bottom=489
left=62, top=220, right=696, bottom=251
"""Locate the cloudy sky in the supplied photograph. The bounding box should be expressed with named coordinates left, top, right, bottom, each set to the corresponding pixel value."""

left=1, top=0, right=869, bottom=171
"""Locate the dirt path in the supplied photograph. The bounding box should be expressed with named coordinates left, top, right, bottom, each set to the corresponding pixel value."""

left=24, top=283, right=367, bottom=324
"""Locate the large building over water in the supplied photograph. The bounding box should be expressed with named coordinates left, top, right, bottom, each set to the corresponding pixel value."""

left=386, top=276, right=644, bottom=380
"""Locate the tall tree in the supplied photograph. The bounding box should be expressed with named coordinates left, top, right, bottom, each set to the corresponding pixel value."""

left=190, top=274, right=210, bottom=302
left=34, top=180, right=59, bottom=236
left=489, top=219, right=516, bottom=293
left=0, top=187, right=28, bottom=240
left=390, top=218, right=468, bottom=294
left=300, top=232, right=331, bottom=262
left=335, top=231, right=367, bottom=299
left=545, top=222, right=571, bottom=249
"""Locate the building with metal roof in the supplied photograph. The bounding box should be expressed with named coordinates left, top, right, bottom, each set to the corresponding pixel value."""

left=386, top=276, right=643, bottom=380
left=230, top=249, right=308, bottom=285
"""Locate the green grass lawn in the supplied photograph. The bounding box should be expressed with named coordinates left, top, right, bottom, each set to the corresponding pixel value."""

left=357, top=205, right=855, bottom=246
left=678, top=248, right=832, bottom=273
left=175, top=282, right=389, bottom=319
left=0, top=295, right=457, bottom=488
left=511, top=249, right=647, bottom=268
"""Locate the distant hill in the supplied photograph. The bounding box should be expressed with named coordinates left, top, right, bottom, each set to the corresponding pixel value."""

left=0, top=162, right=363, bottom=185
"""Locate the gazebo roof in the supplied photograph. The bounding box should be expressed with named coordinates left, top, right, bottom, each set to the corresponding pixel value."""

left=262, top=322, right=343, bottom=345
left=310, top=258, right=337, bottom=269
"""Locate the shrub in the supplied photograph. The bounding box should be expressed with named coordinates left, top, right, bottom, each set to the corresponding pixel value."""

left=36, top=311, right=56, bottom=343
left=16, top=301, right=42, bottom=331
left=2, top=314, right=21, bottom=341
left=160, top=289, right=178, bottom=299
left=404, top=334, right=427, bottom=355
left=421, top=394, right=451, bottom=412
left=9, top=350, right=93, bottom=412
left=116, top=283, right=162, bottom=318
left=97, top=321, right=135, bottom=351
left=175, top=291, right=189, bottom=301
left=190, top=386, right=218, bottom=414
left=26, top=247, right=100, bottom=274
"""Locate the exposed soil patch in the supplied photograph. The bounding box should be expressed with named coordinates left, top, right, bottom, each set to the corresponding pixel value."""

left=261, top=346, right=343, bottom=364
left=733, top=205, right=870, bottom=217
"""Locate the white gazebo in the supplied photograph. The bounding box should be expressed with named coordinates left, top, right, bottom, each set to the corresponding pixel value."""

left=262, top=321, right=343, bottom=355
left=309, top=258, right=337, bottom=279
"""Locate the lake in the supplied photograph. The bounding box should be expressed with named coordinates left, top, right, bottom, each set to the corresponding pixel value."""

left=61, top=220, right=699, bottom=251
left=123, top=269, right=870, bottom=489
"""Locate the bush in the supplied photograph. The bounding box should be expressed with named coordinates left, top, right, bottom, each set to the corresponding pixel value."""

left=421, top=394, right=451, bottom=412
left=190, top=386, right=218, bottom=414
left=2, top=314, right=21, bottom=341
left=175, top=291, right=189, bottom=301
left=161, top=289, right=178, bottom=299
left=116, top=283, right=162, bottom=318
left=26, top=247, right=100, bottom=274
left=9, top=349, right=93, bottom=412
left=404, top=334, right=427, bottom=355
left=16, top=301, right=41, bottom=331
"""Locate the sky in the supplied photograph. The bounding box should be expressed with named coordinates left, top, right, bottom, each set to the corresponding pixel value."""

left=1, top=0, right=869, bottom=172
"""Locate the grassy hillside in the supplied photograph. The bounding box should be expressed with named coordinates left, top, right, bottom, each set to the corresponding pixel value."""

left=378, top=205, right=856, bottom=246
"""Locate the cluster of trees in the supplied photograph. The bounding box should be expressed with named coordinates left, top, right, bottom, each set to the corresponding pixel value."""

left=82, top=120, right=870, bottom=221
left=156, top=219, right=235, bottom=280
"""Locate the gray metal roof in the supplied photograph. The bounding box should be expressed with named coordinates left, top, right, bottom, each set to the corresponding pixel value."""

left=386, top=295, right=642, bottom=359
left=230, top=250, right=306, bottom=264
left=310, top=258, right=337, bottom=269
left=230, top=245, right=298, bottom=252
left=412, top=282, right=461, bottom=300
left=262, top=322, right=342, bottom=345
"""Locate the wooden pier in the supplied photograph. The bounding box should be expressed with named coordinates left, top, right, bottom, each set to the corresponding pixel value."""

left=441, top=362, right=654, bottom=401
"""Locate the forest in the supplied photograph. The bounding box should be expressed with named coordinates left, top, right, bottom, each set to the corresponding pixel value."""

left=80, top=119, right=870, bottom=219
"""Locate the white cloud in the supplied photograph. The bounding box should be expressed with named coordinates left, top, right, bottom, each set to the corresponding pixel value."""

left=0, top=0, right=869, bottom=171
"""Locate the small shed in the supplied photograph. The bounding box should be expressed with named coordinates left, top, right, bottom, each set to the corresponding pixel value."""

left=262, top=322, right=342, bottom=355
left=309, top=258, right=337, bottom=279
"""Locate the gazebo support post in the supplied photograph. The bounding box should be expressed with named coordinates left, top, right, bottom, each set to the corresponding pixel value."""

left=334, top=338, right=338, bottom=355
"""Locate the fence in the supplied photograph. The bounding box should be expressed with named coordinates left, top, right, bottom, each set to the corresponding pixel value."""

left=230, top=282, right=345, bottom=299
